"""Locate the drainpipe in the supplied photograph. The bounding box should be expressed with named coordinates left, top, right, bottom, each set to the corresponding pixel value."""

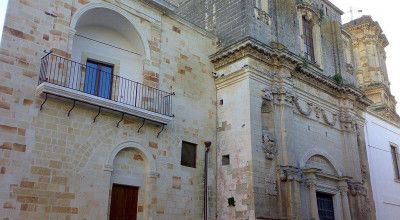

left=204, top=141, right=211, bottom=220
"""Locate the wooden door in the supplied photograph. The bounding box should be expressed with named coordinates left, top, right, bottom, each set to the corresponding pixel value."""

left=109, top=184, right=139, bottom=220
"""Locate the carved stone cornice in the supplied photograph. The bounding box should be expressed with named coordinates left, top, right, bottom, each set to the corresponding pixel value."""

left=210, top=37, right=300, bottom=71
left=293, top=67, right=371, bottom=110
left=344, top=16, right=388, bottom=47
left=210, top=38, right=371, bottom=110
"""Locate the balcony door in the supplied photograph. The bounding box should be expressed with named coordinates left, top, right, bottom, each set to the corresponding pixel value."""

left=84, top=60, right=113, bottom=99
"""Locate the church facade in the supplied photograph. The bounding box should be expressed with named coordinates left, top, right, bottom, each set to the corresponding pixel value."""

left=0, top=0, right=396, bottom=219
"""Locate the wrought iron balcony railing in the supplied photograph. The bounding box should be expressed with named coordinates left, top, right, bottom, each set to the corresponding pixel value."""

left=38, top=52, right=174, bottom=118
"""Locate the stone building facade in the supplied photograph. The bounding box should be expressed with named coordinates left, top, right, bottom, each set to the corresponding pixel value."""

left=0, top=0, right=388, bottom=220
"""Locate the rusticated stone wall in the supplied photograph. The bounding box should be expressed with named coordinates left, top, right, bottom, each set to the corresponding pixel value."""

left=0, top=0, right=218, bottom=219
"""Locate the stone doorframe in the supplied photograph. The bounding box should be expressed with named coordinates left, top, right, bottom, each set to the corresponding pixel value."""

left=301, top=150, right=351, bottom=220
left=303, top=169, right=352, bottom=220
left=104, top=141, right=158, bottom=220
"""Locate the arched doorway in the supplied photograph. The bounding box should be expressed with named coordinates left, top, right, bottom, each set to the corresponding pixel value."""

left=105, top=141, right=158, bottom=220
left=302, top=154, right=351, bottom=220
left=109, top=148, right=146, bottom=220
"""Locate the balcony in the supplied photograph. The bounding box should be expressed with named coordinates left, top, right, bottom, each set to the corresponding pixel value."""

left=37, top=53, right=174, bottom=124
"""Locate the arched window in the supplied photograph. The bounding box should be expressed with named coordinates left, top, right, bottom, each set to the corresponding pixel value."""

left=297, top=5, right=323, bottom=67
left=302, top=16, right=315, bottom=62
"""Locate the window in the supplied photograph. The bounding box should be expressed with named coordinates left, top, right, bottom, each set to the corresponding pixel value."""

left=317, top=192, right=335, bottom=220
left=84, top=59, right=113, bottom=99
left=222, top=155, right=230, bottom=166
left=391, top=145, right=400, bottom=179
left=181, top=141, right=197, bottom=168
left=302, top=17, right=315, bottom=62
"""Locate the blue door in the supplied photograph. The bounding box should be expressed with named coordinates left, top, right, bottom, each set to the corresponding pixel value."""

left=84, top=60, right=113, bottom=99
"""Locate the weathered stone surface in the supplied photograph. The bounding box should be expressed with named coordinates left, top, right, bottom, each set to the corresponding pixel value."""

left=0, top=0, right=385, bottom=220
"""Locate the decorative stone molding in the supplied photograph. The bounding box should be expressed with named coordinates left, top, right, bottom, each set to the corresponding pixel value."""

left=280, top=166, right=303, bottom=182
left=339, top=111, right=356, bottom=132
left=303, top=168, right=319, bottom=187
left=304, top=178, right=316, bottom=189
left=262, top=129, right=276, bottom=160
left=348, top=182, right=367, bottom=196
left=292, top=96, right=313, bottom=116
left=271, top=84, right=295, bottom=106
left=292, top=99, right=338, bottom=127
left=262, top=88, right=273, bottom=101
left=210, top=38, right=371, bottom=112
left=348, top=181, right=373, bottom=217
left=300, top=150, right=343, bottom=176
left=321, top=109, right=338, bottom=126
left=105, top=141, right=157, bottom=174
left=210, top=38, right=300, bottom=71
left=254, top=7, right=271, bottom=25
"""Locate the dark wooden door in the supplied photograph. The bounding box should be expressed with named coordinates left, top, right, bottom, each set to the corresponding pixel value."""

left=317, top=192, right=335, bottom=220
left=109, top=184, right=139, bottom=220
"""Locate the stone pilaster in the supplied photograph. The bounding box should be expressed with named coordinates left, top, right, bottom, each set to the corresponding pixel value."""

left=338, top=179, right=352, bottom=220
left=304, top=169, right=320, bottom=220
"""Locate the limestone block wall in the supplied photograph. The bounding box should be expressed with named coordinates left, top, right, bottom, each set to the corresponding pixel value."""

left=0, top=0, right=218, bottom=219
left=216, top=70, right=255, bottom=219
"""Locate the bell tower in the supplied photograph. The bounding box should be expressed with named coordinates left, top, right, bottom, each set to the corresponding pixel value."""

left=345, top=16, right=400, bottom=123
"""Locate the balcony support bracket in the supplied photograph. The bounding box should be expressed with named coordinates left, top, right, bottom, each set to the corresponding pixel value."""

left=40, top=93, right=48, bottom=111
left=137, top=118, right=146, bottom=133
left=93, top=107, right=101, bottom=123
left=116, top=113, right=125, bottom=128
left=67, top=100, right=76, bottom=117
left=157, top=124, right=165, bottom=138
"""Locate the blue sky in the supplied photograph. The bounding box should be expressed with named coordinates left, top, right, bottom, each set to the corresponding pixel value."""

left=0, top=0, right=398, bottom=111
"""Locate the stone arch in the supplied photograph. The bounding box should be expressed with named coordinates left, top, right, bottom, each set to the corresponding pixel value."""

left=105, top=141, right=156, bottom=174
left=70, top=2, right=151, bottom=61
left=300, top=150, right=342, bottom=176
left=105, top=141, right=157, bottom=219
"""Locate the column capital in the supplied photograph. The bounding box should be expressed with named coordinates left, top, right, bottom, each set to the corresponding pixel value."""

left=280, top=166, right=302, bottom=182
